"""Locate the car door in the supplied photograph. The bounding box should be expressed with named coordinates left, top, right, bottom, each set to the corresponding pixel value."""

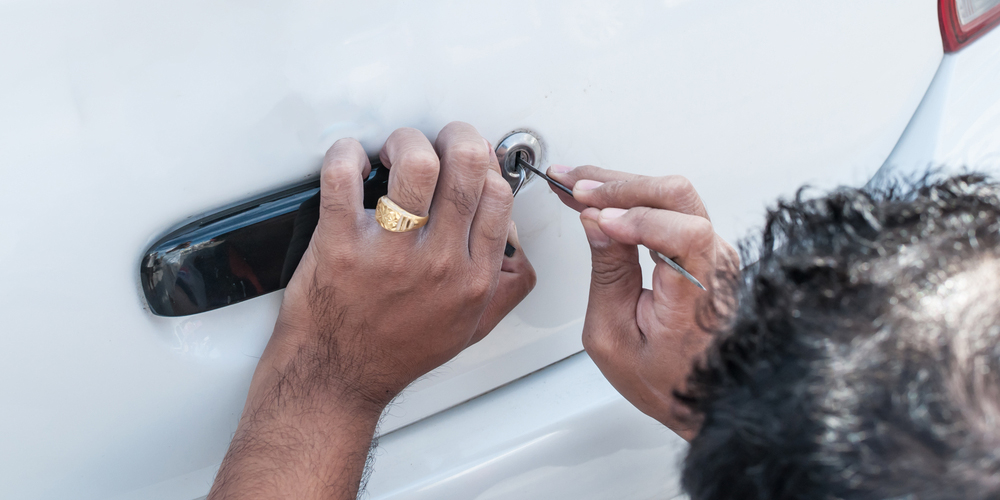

left=0, top=1, right=942, bottom=498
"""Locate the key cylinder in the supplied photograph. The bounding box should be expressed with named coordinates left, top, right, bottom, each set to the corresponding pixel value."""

left=495, top=131, right=542, bottom=195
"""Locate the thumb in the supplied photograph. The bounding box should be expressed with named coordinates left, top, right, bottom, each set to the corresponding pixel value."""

left=580, top=208, right=643, bottom=348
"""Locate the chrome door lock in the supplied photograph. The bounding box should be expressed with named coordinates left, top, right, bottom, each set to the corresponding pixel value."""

left=495, top=131, right=542, bottom=195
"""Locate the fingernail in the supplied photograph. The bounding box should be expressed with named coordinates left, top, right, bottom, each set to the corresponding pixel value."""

left=504, top=242, right=516, bottom=257
left=574, top=180, right=604, bottom=191
left=600, top=208, right=627, bottom=219
left=549, top=164, right=574, bottom=174
left=483, top=137, right=492, bottom=151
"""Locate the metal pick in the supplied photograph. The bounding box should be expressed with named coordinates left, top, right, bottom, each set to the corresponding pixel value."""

left=517, top=157, right=705, bottom=291
left=517, top=157, right=575, bottom=197
left=652, top=251, right=706, bottom=291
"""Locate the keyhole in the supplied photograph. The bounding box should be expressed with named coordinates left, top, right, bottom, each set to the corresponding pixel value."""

left=515, top=150, right=527, bottom=168
left=494, top=131, right=542, bottom=195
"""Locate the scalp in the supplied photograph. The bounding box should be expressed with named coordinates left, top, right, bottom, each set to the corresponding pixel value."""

left=680, top=174, right=1000, bottom=500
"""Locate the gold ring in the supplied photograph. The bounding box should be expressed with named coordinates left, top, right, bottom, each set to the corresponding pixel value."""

left=375, top=196, right=429, bottom=232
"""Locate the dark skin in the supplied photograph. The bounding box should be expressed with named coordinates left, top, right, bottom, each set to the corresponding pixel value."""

left=208, top=123, right=736, bottom=499
left=547, top=165, right=738, bottom=439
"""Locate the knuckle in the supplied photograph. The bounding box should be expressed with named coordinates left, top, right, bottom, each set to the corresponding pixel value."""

left=646, top=176, right=682, bottom=200
left=441, top=121, right=472, bottom=134
left=590, top=258, right=634, bottom=287
left=676, top=217, right=715, bottom=257
left=461, top=270, right=493, bottom=303
left=484, top=171, right=514, bottom=206
left=321, top=158, right=359, bottom=188
left=482, top=231, right=508, bottom=253
left=644, top=177, right=672, bottom=201
left=470, top=277, right=493, bottom=302
left=582, top=329, right=614, bottom=359
left=385, top=127, right=423, bottom=147
left=396, top=126, right=422, bottom=136
left=661, top=175, right=703, bottom=213
left=427, top=258, right=452, bottom=283
left=685, top=217, right=715, bottom=247
left=326, top=137, right=361, bottom=158
left=664, top=175, right=695, bottom=196
left=446, top=141, right=490, bottom=170
left=573, top=165, right=603, bottom=179
left=631, top=207, right=653, bottom=229
left=398, top=149, right=440, bottom=179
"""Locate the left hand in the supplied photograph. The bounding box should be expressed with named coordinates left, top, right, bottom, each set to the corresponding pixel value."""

left=547, top=164, right=739, bottom=440
left=208, top=122, right=536, bottom=499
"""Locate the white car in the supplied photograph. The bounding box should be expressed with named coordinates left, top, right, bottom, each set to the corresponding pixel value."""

left=2, top=1, right=999, bottom=498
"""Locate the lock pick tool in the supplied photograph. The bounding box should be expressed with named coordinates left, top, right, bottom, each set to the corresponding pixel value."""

left=517, top=157, right=706, bottom=291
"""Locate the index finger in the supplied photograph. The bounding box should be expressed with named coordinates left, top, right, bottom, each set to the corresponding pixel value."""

left=547, top=164, right=640, bottom=186
left=316, top=138, right=371, bottom=243
left=574, top=175, right=710, bottom=220
left=546, top=164, right=639, bottom=212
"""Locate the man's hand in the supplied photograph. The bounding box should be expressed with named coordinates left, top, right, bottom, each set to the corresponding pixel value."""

left=208, top=122, right=535, bottom=499
left=547, top=164, right=738, bottom=441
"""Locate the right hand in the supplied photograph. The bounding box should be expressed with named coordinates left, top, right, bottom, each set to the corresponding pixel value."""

left=547, top=164, right=739, bottom=440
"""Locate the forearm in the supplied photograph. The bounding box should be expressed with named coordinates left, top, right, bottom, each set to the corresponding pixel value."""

left=209, top=407, right=379, bottom=500
left=208, top=338, right=385, bottom=500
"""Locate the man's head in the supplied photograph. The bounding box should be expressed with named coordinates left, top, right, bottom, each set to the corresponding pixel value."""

left=682, top=174, right=1000, bottom=500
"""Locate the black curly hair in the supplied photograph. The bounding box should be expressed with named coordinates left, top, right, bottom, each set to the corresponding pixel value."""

left=681, top=174, right=1000, bottom=500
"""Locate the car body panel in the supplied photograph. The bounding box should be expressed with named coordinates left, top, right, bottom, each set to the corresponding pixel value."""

left=109, top=353, right=689, bottom=500
left=350, top=353, right=689, bottom=500
left=880, top=22, right=1000, bottom=178
left=0, top=1, right=941, bottom=498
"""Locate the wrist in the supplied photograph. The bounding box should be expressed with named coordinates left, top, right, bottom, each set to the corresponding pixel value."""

left=252, top=318, right=401, bottom=417
left=246, top=337, right=392, bottom=422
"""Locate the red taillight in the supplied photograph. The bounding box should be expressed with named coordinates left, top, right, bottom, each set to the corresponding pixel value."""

left=940, top=0, right=1000, bottom=52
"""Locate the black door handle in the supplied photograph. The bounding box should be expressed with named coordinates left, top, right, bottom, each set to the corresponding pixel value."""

left=140, top=165, right=390, bottom=317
